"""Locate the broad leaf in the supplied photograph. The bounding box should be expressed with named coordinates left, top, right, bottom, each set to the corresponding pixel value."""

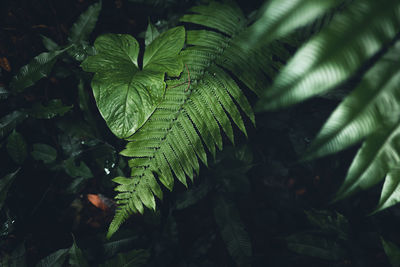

left=382, top=237, right=400, bottom=267
left=145, top=21, right=160, bottom=47
left=29, top=99, right=73, bottom=119
left=41, top=35, right=59, bottom=51
left=35, top=248, right=69, bottom=267
left=31, top=143, right=57, bottom=164
left=0, top=169, right=20, bottom=211
left=68, top=1, right=102, bottom=44
left=241, top=0, right=340, bottom=49
left=10, top=49, right=65, bottom=92
left=82, top=27, right=185, bottom=138
left=256, top=0, right=400, bottom=111
left=6, top=130, right=27, bottom=164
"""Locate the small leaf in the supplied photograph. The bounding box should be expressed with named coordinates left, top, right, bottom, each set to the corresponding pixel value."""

left=31, top=143, right=57, bottom=164
left=99, top=249, right=150, bottom=267
left=382, top=237, right=400, bottom=267
left=0, top=111, right=27, bottom=140
left=10, top=50, right=65, bottom=92
left=64, top=158, right=93, bottom=179
left=68, top=1, right=102, bottom=44
left=145, top=21, right=160, bottom=46
left=373, top=169, right=400, bottom=213
left=69, top=236, right=89, bottom=267
left=6, top=130, right=27, bottom=164
left=41, top=35, right=59, bottom=51
left=0, top=169, right=20, bottom=211
left=35, top=248, right=69, bottom=267
left=0, top=86, right=9, bottom=99
left=29, top=99, right=73, bottom=119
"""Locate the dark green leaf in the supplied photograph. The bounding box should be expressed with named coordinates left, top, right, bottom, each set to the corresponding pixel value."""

left=31, top=143, right=57, bottom=164
left=0, top=169, right=20, bottom=211
left=67, top=43, right=96, bottom=62
left=69, top=237, right=89, bottom=267
left=41, top=35, right=59, bottom=51
left=10, top=50, right=65, bottom=92
left=286, top=232, right=346, bottom=261
left=68, top=1, right=102, bottom=44
left=0, top=86, right=9, bottom=99
left=213, top=196, right=252, bottom=267
left=6, top=130, right=27, bottom=164
left=382, top=237, right=400, bottom=267
left=0, top=111, right=27, bottom=140
left=145, top=21, right=160, bottom=47
left=1, top=242, right=27, bottom=267
left=35, top=248, right=69, bottom=267
left=99, top=249, right=150, bottom=267
left=29, top=99, right=73, bottom=119
left=64, top=158, right=93, bottom=179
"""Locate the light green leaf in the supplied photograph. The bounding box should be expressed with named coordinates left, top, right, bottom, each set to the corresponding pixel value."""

left=10, top=50, right=65, bottom=92
left=257, top=0, right=400, bottom=111
left=31, top=143, right=57, bottom=164
left=373, top=169, right=400, bottom=213
left=241, top=0, right=340, bottom=49
left=335, top=122, right=400, bottom=201
left=35, top=248, right=69, bottom=267
left=0, top=169, right=20, bottom=211
left=68, top=1, right=102, bottom=44
left=100, top=249, right=149, bottom=267
left=0, top=111, right=27, bottom=140
left=82, top=27, right=185, bottom=138
left=6, top=130, right=27, bottom=164
left=69, top=237, right=89, bottom=267
left=29, top=99, right=73, bottom=119
left=145, top=21, right=160, bottom=47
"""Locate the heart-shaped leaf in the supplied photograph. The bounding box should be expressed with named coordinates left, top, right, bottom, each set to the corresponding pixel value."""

left=82, top=27, right=185, bottom=138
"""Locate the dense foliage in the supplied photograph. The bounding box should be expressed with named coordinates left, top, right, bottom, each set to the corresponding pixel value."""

left=2, top=0, right=400, bottom=266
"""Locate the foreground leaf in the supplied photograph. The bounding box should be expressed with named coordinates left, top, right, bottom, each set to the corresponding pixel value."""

left=82, top=27, right=184, bottom=138
left=145, top=21, right=160, bottom=47
left=257, top=0, right=400, bottom=110
left=373, top=169, right=400, bottom=213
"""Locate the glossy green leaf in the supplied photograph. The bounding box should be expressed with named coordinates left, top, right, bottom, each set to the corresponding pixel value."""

left=0, top=111, right=26, bottom=140
left=0, top=169, right=20, bottom=211
left=241, top=0, right=340, bottom=49
left=257, top=0, right=400, bottom=111
left=82, top=27, right=185, bottom=138
left=68, top=1, right=102, bottom=44
left=69, top=237, right=89, bottom=267
left=382, top=237, right=400, bottom=267
left=29, top=99, right=73, bottom=119
left=6, top=130, right=27, bottom=164
left=99, top=249, right=150, bottom=267
left=145, top=21, right=160, bottom=47
left=31, top=143, right=57, bottom=164
left=10, top=49, right=65, bottom=92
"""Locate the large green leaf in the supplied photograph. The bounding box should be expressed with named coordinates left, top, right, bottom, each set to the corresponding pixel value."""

left=82, top=27, right=185, bottom=138
left=256, top=0, right=400, bottom=111
left=68, top=1, right=102, bottom=44
left=145, top=21, right=160, bottom=47
left=240, top=0, right=340, bottom=49
left=304, top=45, right=400, bottom=160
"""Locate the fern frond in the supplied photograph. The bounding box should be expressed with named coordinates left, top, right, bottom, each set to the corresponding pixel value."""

left=257, top=0, right=400, bottom=111
left=107, top=1, right=292, bottom=237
